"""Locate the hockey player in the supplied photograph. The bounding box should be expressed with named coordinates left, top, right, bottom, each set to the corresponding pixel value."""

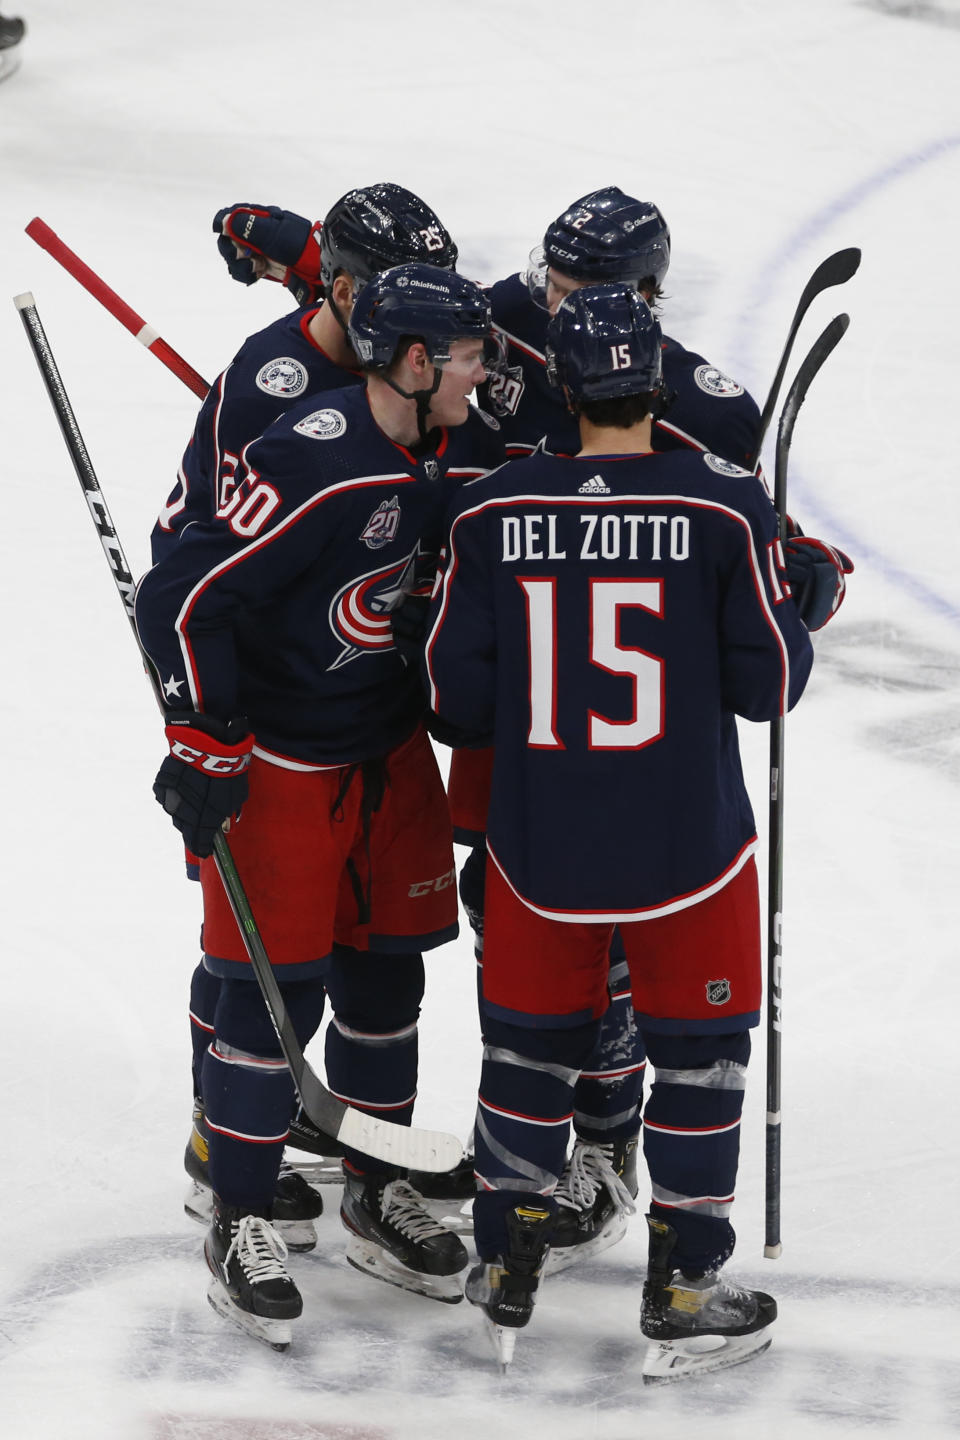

left=157, top=187, right=499, bottom=1240
left=204, top=186, right=848, bottom=1265
left=136, top=264, right=499, bottom=1348
left=423, top=283, right=838, bottom=1377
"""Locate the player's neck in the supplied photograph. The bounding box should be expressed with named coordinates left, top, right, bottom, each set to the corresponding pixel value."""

left=365, top=375, right=425, bottom=449
left=576, top=415, right=654, bottom=457
left=307, top=303, right=359, bottom=370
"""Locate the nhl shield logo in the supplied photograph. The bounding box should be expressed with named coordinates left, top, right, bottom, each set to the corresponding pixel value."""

left=706, top=978, right=732, bottom=1006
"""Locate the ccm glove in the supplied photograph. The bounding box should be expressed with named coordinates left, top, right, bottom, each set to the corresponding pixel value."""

left=153, top=711, right=253, bottom=858
left=213, top=204, right=323, bottom=306
left=784, top=535, right=854, bottom=631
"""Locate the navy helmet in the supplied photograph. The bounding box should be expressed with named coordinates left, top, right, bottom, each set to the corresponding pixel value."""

left=349, top=263, right=492, bottom=371
left=535, top=186, right=670, bottom=298
left=320, top=183, right=458, bottom=292
left=545, top=283, right=663, bottom=403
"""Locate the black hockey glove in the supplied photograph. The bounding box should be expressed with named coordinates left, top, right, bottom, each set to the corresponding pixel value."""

left=213, top=204, right=323, bottom=306
left=390, top=593, right=432, bottom=667
left=153, top=711, right=253, bottom=858
left=784, top=535, right=854, bottom=631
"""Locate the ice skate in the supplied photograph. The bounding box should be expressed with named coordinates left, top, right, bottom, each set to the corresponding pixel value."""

left=546, top=1134, right=638, bottom=1273
left=465, top=1203, right=554, bottom=1369
left=640, top=1214, right=777, bottom=1383
left=184, top=1100, right=323, bottom=1250
left=204, top=1200, right=303, bottom=1351
left=340, top=1170, right=469, bottom=1303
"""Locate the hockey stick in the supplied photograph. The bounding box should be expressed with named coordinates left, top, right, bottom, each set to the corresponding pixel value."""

left=750, top=248, right=860, bottom=471
left=765, top=311, right=850, bottom=1259
left=14, top=290, right=462, bottom=1175
left=25, top=218, right=211, bottom=401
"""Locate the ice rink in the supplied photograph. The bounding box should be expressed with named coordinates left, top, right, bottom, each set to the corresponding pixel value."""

left=1, top=2, right=959, bottom=1436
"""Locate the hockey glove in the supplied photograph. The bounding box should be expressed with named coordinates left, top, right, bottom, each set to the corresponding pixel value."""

left=213, top=204, right=323, bottom=306
left=784, top=535, right=854, bottom=631
left=425, top=710, right=494, bottom=750
left=153, top=711, right=253, bottom=858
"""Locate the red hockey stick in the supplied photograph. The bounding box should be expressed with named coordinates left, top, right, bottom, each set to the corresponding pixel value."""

left=25, top=217, right=210, bottom=401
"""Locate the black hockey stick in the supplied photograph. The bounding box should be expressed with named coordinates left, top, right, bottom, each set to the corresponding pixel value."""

left=14, top=290, right=463, bottom=1175
left=765, top=311, right=850, bottom=1259
left=750, top=248, right=860, bottom=472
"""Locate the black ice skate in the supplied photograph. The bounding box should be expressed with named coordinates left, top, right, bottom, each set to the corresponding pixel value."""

left=184, top=1100, right=323, bottom=1251
left=640, top=1214, right=777, bottom=1383
left=340, top=1169, right=469, bottom=1303
left=204, top=1199, right=303, bottom=1351
left=465, top=1203, right=554, bottom=1369
left=546, top=1134, right=638, bottom=1272
left=407, top=1148, right=476, bottom=1200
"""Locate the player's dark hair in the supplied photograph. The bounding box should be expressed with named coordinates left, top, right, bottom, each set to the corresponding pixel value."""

left=576, top=392, right=656, bottom=428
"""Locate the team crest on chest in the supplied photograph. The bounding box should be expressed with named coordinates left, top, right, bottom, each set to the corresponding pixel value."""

left=256, top=356, right=308, bottom=398
left=694, top=364, right=744, bottom=398
left=293, top=408, right=347, bottom=440
left=360, top=495, right=401, bottom=549
left=706, top=979, right=732, bottom=1006
left=327, top=546, right=423, bottom=670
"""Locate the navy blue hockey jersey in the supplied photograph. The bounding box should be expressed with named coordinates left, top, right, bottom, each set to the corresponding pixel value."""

left=479, top=271, right=760, bottom=467
left=425, top=447, right=813, bottom=918
left=136, top=384, right=505, bottom=767
left=152, top=305, right=363, bottom=562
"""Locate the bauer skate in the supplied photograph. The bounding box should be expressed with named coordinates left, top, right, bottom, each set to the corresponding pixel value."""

left=184, top=1100, right=323, bottom=1250
left=546, top=1134, right=638, bottom=1273
left=340, top=1169, right=468, bottom=1303
left=204, top=1200, right=303, bottom=1351
left=465, top=1203, right=554, bottom=1369
left=640, top=1214, right=777, bottom=1383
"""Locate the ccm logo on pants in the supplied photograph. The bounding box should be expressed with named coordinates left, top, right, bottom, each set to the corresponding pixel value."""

left=408, top=869, right=456, bottom=898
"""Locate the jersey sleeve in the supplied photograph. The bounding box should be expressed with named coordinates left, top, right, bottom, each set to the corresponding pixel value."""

left=423, top=500, right=497, bottom=736
left=136, top=422, right=338, bottom=720
left=716, top=475, right=814, bottom=720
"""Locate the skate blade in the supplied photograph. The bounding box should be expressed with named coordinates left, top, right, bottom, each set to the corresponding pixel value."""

left=642, top=1330, right=773, bottom=1384
left=482, top=1315, right=517, bottom=1371
left=544, top=1212, right=628, bottom=1274
left=205, top=1277, right=293, bottom=1352
left=344, top=1235, right=464, bottom=1304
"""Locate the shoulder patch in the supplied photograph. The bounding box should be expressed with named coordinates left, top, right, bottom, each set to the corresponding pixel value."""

left=704, top=453, right=751, bottom=478
left=694, top=364, right=744, bottom=399
left=256, top=356, right=309, bottom=398
left=293, top=408, right=347, bottom=440
left=477, top=408, right=501, bottom=431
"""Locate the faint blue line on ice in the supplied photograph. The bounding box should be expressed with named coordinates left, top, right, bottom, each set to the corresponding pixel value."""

left=733, top=133, right=960, bottom=629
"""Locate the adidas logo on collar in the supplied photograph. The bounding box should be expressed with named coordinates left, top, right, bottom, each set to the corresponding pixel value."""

left=578, top=473, right=611, bottom=495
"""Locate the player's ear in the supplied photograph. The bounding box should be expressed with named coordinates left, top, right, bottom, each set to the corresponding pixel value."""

left=404, top=340, right=431, bottom=377
left=331, top=272, right=356, bottom=315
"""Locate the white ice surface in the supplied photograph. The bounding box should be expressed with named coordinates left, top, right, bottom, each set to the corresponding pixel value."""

left=2, top=2, right=959, bottom=1437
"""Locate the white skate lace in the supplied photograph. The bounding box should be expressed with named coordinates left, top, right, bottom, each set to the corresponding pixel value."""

left=228, top=1215, right=291, bottom=1284
left=382, top=1179, right=453, bottom=1240
left=554, top=1143, right=637, bottom=1217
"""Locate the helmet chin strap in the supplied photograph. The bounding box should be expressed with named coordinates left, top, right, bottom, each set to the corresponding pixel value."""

left=382, top=363, right=444, bottom=446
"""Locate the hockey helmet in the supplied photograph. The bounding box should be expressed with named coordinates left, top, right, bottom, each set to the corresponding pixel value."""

left=530, top=186, right=671, bottom=306
left=545, top=283, right=663, bottom=403
left=348, top=264, right=492, bottom=371
left=320, top=183, right=458, bottom=292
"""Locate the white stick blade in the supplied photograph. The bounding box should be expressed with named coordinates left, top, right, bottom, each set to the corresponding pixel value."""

left=337, top=1109, right=464, bottom=1172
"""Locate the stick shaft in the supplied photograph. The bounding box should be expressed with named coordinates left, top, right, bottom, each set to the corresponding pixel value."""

left=25, top=217, right=210, bottom=400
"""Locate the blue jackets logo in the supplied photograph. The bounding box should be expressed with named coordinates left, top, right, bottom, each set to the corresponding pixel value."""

left=255, top=356, right=308, bottom=398
left=694, top=364, right=744, bottom=399
left=293, top=408, right=347, bottom=440
left=327, top=548, right=420, bottom=670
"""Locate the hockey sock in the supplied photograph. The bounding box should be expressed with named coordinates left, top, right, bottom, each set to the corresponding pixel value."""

left=188, top=960, right=220, bottom=1100
left=640, top=1029, right=750, bottom=1274
left=573, top=943, right=646, bottom=1143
